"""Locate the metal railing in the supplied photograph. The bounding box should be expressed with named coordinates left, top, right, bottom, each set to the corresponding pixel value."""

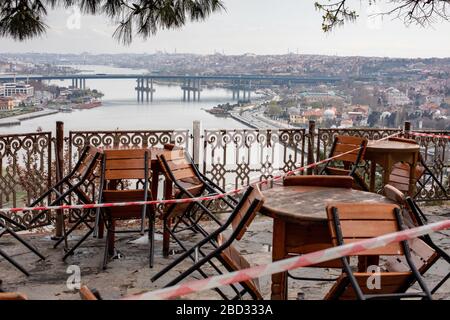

left=0, top=121, right=448, bottom=230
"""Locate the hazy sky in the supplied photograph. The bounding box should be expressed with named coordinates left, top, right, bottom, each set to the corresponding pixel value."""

left=1, top=0, right=449, bottom=58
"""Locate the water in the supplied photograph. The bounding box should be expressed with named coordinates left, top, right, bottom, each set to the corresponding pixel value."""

left=0, top=65, right=250, bottom=135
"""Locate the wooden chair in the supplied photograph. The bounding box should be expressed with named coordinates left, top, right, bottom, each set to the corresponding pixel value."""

left=283, top=175, right=354, bottom=188
left=95, top=149, right=155, bottom=269
left=324, top=203, right=432, bottom=300
left=151, top=185, right=264, bottom=300
left=0, top=292, right=27, bottom=300
left=28, top=145, right=102, bottom=227
left=320, top=135, right=369, bottom=191
left=79, top=285, right=102, bottom=300
left=0, top=217, right=45, bottom=276
left=23, top=146, right=104, bottom=261
left=388, top=137, right=448, bottom=200
left=158, top=144, right=237, bottom=257
left=384, top=184, right=450, bottom=295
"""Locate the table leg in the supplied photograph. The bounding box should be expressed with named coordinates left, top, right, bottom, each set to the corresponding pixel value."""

left=382, top=156, right=392, bottom=190
left=271, top=218, right=287, bottom=300
left=408, top=152, right=418, bottom=197
left=369, top=161, right=377, bottom=193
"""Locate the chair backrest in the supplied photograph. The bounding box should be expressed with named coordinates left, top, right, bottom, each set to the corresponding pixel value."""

left=384, top=184, right=420, bottom=228
left=326, top=203, right=404, bottom=256
left=283, top=175, right=353, bottom=188
left=383, top=184, right=406, bottom=204
left=388, top=162, right=425, bottom=194
left=329, top=135, right=368, bottom=165
left=217, top=233, right=263, bottom=300
left=103, top=149, right=151, bottom=181
left=79, top=285, right=101, bottom=300
left=159, top=144, right=202, bottom=187
left=229, top=185, right=265, bottom=241
left=72, top=145, right=103, bottom=179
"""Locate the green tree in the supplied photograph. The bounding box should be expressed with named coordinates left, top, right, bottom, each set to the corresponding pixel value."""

left=0, top=0, right=224, bottom=44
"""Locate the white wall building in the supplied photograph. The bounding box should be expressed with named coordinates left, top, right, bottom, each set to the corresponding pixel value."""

left=384, top=87, right=411, bottom=106
left=0, top=84, right=5, bottom=97
left=1, top=82, right=34, bottom=98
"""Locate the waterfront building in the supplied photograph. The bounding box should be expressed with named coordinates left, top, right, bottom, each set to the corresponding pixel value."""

left=0, top=97, right=15, bottom=111
left=1, top=82, right=34, bottom=98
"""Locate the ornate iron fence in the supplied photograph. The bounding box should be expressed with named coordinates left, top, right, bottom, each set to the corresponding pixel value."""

left=0, top=132, right=53, bottom=228
left=65, top=130, right=191, bottom=221
left=1, top=124, right=448, bottom=230
left=316, top=128, right=450, bottom=201
left=406, top=130, right=450, bottom=201
left=202, top=129, right=307, bottom=190
left=315, top=128, right=402, bottom=186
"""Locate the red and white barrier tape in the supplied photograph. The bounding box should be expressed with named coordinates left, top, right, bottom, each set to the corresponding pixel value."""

left=0, top=133, right=400, bottom=214
left=126, top=219, right=450, bottom=300
left=408, top=132, right=450, bottom=140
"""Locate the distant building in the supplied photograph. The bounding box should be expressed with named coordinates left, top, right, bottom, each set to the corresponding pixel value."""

left=1, top=82, right=34, bottom=98
left=0, top=84, right=4, bottom=97
left=383, top=87, right=410, bottom=106
left=300, top=92, right=345, bottom=106
left=0, top=97, right=15, bottom=111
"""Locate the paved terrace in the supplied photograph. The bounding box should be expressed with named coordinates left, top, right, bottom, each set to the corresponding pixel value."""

left=1, top=205, right=449, bottom=300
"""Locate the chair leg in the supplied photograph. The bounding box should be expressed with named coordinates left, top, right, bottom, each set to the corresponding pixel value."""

left=54, top=210, right=93, bottom=249
left=62, top=227, right=95, bottom=261
left=431, top=272, right=450, bottom=295
left=0, top=247, right=30, bottom=276
left=0, top=223, right=45, bottom=261
left=163, top=217, right=171, bottom=257
left=149, top=213, right=155, bottom=268
left=102, top=228, right=111, bottom=270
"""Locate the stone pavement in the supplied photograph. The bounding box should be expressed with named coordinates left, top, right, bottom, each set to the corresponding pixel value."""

left=0, top=205, right=449, bottom=300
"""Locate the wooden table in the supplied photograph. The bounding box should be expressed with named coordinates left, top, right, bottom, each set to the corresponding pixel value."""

left=261, top=184, right=394, bottom=300
left=365, top=140, right=420, bottom=195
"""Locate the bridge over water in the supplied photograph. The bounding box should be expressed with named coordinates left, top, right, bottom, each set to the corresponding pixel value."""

left=0, top=73, right=347, bottom=102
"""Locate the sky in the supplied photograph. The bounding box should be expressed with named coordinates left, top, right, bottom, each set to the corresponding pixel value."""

left=1, top=0, right=449, bottom=58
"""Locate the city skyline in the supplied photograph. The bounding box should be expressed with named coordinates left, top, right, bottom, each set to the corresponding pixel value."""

left=0, top=0, right=449, bottom=58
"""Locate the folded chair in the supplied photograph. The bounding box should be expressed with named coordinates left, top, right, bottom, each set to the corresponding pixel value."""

left=384, top=184, right=450, bottom=295
left=387, top=137, right=448, bottom=200
left=0, top=292, right=27, bottom=300
left=95, top=149, right=155, bottom=269
left=22, top=146, right=103, bottom=260
left=0, top=216, right=45, bottom=276
left=282, top=175, right=352, bottom=284
left=151, top=185, right=264, bottom=300
left=28, top=145, right=102, bottom=228
left=320, top=135, right=369, bottom=191
left=158, top=144, right=237, bottom=257
left=79, top=285, right=102, bottom=300
left=324, top=202, right=432, bottom=300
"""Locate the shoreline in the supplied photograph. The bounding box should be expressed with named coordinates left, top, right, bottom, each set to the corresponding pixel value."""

left=0, top=109, right=59, bottom=127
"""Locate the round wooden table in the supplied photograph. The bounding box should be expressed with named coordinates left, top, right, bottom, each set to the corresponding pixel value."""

left=260, top=184, right=394, bottom=300
left=365, top=140, right=420, bottom=195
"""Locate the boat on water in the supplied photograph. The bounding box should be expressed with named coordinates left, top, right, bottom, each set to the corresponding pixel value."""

left=72, top=99, right=102, bottom=110
left=59, top=105, right=73, bottom=112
